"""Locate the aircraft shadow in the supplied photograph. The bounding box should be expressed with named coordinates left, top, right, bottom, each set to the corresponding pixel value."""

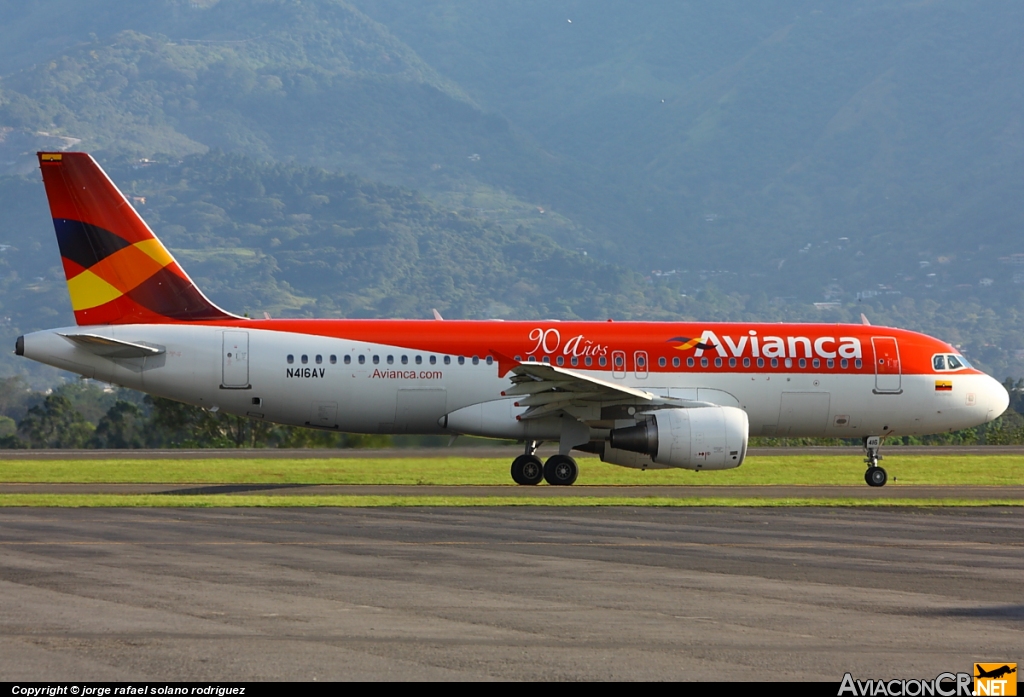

left=917, top=605, right=1024, bottom=622
left=162, top=484, right=312, bottom=495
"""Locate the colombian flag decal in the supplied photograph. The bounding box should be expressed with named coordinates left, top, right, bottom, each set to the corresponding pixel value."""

left=935, top=380, right=953, bottom=391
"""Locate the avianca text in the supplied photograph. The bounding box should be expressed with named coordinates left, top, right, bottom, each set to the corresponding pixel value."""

left=694, top=330, right=863, bottom=359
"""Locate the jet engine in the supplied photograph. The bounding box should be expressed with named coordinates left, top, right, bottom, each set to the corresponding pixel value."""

left=608, top=406, right=748, bottom=470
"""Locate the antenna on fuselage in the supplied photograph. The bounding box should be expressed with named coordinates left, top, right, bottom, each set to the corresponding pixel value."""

left=432, top=309, right=444, bottom=320
left=861, top=313, right=871, bottom=326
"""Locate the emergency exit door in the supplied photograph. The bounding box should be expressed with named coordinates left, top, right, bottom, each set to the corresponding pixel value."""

left=871, top=336, right=901, bottom=393
left=222, top=331, right=250, bottom=388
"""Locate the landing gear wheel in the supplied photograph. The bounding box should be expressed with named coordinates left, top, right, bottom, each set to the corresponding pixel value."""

left=865, top=467, right=887, bottom=487
left=511, top=455, right=544, bottom=485
left=543, top=454, right=579, bottom=486
left=862, top=436, right=886, bottom=487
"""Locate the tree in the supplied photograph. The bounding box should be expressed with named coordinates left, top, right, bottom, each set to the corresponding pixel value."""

left=145, top=395, right=276, bottom=448
left=17, top=394, right=93, bottom=448
left=90, top=400, right=146, bottom=448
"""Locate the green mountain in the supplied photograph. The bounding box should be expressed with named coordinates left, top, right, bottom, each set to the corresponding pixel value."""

left=1, top=1, right=1023, bottom=383
left=0, top=0, right=593, bottom=246
left=353, top=1, right=1024, bottom=280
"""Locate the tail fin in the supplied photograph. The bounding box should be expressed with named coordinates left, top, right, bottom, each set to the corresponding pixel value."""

left=37, top=152, right=237, bottom=325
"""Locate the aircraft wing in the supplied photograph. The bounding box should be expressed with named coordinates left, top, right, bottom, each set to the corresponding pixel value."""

left=500, top=359, right=712, bottom=420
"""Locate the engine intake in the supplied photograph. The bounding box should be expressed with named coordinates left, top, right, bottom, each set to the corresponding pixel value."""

left=608, top=406, right=748, bottom=470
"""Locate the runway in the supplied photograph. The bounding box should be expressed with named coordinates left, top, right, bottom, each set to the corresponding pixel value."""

left=2, top=482, right=1023, bottom=499
left=4, top=445, right=1024, bottom=459
left=1, top=507, right=1021, bottom=680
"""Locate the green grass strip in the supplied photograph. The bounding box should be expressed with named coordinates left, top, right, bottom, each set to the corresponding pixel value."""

left=0, top=494, right=1021, bottom=508
left=2, top=454, right=1024, bottom=486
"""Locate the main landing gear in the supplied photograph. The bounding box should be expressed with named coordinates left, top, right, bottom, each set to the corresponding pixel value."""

left=863, top=436, right=887, bottom=487
left=510, top=441, right=579, bottom=486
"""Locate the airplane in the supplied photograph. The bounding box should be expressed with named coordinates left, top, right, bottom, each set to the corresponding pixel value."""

left=975, top=665, right=1016, bottom=680
left=15, top=152, right=1010, bottom=486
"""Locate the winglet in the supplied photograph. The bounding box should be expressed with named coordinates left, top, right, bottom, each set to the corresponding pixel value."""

left=488, top=348, right=520, bottom=377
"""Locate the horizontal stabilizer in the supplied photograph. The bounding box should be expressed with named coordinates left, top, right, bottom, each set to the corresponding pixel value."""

left=59, top=333, right=165, bottom=359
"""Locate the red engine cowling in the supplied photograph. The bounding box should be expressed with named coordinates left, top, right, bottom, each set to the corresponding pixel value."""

left=609, top=406, right=748, bottom=470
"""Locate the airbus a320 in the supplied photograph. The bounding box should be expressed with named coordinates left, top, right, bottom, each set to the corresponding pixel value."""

left=16, top=153, right=1010, bottom=486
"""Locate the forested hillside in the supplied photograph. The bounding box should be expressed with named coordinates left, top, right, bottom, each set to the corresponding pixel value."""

left=1, top=0, right=1023, bottom=385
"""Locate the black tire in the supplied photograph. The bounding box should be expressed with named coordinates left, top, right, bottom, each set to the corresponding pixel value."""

left=543, top=454, right=579, bottom=486
left=511, top=455, right=544, bottom=485
left=866, top=466, right=887, bottom=487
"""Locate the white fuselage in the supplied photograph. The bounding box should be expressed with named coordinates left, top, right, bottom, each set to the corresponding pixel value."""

left=22, top=324, right=1008, bottom=446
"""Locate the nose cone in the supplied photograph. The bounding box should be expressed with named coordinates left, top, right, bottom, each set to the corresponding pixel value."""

left=982, top=375, right=1010, bottom=422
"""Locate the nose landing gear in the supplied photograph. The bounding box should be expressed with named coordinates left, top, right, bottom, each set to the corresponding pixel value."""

left=864, top=436, right=887, bottom=487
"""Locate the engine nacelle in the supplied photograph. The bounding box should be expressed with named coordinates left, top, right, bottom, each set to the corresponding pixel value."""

left=609, top=406, right=749, bottom=470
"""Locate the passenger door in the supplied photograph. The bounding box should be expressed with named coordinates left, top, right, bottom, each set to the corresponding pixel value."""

left=872, top=337, right=902, bottom=393
left=221, top=331, right=249, bottom=389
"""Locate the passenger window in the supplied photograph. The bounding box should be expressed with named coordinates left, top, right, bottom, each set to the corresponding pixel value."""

left=343, top=355, right=350, bottom=365
left=770, top=358, right=778, bottom=368
left=659, top=357, right=667, bottom=367
left=743, top=357, right=750, bottom=368
left=301, top=355, right=308, bottom=364
left=714, top=358, right=723, bottom=368
left=673, top=357, right=680, bottom=368
left=444, top=356, right=451, bottom=365
left=401, top=355, right=408, bottom=365
left=571, top=356, right=579, bottom=366
left=585, top=356, right=593, bottom=366
left=387, top=355, right=394, bottom=364
left=515, top=355, right=522, bottom=361
left=458, top=356, right=466, bottom=365
left=556, top=356, right=564, bottom=366
left=486, top=356, right=493, bottom=365
left=599, top=356, right=607, bottom=367
left=947, top=355, right=963, bottom=370
left=729, top=357, right=736, bottom=368
left=757, top=358, right=765, bottom=368
left=330, top=355, right=337, bottom=364
left=287, top=354, right=294, bottom=364
left=429, top=355, right=436, bottom=365
left=687, top=357, right=695, bottom=367
left=701, top=357, right=709, bottom=368
left=472, top=356, right=480, bottom=365
left=798, top=358, right=806, bottom=369
left=637, top=355, right=646, bottom=367
left=840, top=359, right=848, bottom=369
left=415, top=355, right=422, bottom=365
left=933, top=355, right=946, bottom=371
left=812, top=358, right=819, bottom=368
left=542, top=356, right=550, bottom=364
left=373, top=355, right=380, bottom=365
left=827, top=359, right=834, bottom=369
left=614, top=355, right=624, bottom=367
left=855, top=359, right=862, bottom=369
left=358, top=355, right=365, bottom=365
left=315, top=355, right=322, bottom=364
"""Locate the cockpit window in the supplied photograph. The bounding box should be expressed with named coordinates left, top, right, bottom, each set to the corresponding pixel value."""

left=933, top=353, right=971, bottom=371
